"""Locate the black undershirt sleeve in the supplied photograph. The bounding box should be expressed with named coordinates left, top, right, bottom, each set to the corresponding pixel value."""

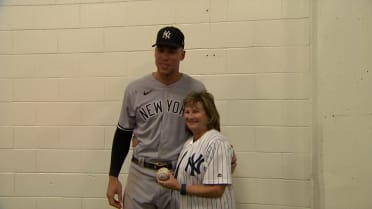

left=109, top=127, right=133, bottom=177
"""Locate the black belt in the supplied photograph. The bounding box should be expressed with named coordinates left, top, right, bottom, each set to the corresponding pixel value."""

left=131, top=156, right=173, bottom=170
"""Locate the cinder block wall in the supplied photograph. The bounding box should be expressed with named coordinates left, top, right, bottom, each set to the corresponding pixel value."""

left=0, top=1, right=312, bottom=209
left=313, top=0, right=372, bottom=209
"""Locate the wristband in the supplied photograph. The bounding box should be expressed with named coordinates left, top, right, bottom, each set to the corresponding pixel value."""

left=180, top=184, right=187, bottom=195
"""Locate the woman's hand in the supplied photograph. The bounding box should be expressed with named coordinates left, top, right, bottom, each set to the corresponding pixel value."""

left=157, top=172, right=181, bottom=191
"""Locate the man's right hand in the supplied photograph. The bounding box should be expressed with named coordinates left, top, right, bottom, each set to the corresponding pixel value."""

left=106, top=176, right=123, bottom=209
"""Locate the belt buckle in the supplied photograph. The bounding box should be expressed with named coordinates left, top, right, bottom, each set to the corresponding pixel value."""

left=149, top=161, right=168, bottom=169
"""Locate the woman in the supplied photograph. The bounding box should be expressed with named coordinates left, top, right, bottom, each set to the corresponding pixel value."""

left=157, top=91, right=236, bottom=209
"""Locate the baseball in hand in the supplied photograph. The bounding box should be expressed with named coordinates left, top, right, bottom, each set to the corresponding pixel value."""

left=157, top=167, right=170, bottom=181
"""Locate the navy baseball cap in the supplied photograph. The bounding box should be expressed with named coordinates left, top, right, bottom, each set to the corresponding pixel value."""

left=152, top=26, right=184, bottom=48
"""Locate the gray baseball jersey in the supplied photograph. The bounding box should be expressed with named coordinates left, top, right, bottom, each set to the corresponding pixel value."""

left=173, top=129, right=236, bottom=209
left=118, top=73, right=206, bottom=162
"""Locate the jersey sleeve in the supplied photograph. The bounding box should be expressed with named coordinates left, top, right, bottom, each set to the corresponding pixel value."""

left=118, top=84, right=136, bottom=130
left=203, top=139, right=233, bottom=185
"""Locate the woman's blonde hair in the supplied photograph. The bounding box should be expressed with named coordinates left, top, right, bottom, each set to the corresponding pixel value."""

left=183, top=91, right=220, bottom=131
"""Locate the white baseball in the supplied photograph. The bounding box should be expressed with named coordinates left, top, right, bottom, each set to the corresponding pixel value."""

left=157, top=167, right=170, bottom=181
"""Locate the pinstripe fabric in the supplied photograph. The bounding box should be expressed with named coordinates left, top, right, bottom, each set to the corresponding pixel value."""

left=173, top=129, right=236, bottom=209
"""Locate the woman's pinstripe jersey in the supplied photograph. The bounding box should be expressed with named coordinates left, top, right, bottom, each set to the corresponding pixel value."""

left=172, top=129, right=236, bottom=209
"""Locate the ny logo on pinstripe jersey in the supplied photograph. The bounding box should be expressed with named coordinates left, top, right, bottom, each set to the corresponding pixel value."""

left=185, top=154, right=204, bottom=176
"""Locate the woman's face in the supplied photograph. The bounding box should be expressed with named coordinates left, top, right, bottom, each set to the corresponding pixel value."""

left=184, top=102, right=209, bottom=134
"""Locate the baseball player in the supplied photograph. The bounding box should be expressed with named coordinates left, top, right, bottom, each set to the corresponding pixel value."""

left=106, top=26, right=206, bottom=209
left=157, top=91, right=236, bottom=209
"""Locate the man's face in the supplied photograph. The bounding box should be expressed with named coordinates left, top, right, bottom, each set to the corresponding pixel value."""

left=154, top=46, right=185, bottom=76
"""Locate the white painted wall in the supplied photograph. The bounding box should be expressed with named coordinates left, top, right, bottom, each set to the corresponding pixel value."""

left=0, top=1, right=312, bottom=209
left=313, top=0, right=372, bottom=209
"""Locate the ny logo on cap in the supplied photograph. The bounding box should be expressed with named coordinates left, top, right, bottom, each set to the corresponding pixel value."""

left=162, top=30, right=171, bottom=39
